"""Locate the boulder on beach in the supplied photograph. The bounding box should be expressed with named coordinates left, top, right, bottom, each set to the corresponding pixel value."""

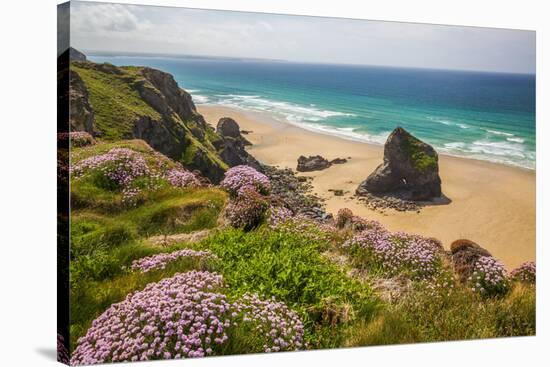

left=356, top=127, right=441, bottom=201
left=296, top=155, right=331, bottom=172
left=450, top=239, right=493, bottom=282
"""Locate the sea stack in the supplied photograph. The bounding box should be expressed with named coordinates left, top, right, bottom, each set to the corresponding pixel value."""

left=356, top=127, right=441, bottom=201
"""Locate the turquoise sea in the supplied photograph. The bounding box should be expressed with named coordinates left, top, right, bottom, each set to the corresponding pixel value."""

left=89, top=55, right=536, bottom=170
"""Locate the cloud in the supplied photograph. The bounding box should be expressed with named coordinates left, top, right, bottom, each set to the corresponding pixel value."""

left=71, top=3, right=148, bottom=33
left=69, top=2, right=535, bottom=74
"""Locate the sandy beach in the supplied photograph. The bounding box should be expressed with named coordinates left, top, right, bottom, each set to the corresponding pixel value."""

left=199, top=105, right=535, bottom=269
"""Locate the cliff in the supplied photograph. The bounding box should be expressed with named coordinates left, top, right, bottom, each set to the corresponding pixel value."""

left=68, top=56, right=257, bottom=183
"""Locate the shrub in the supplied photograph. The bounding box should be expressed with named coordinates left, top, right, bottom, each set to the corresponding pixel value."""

left=335, top=208, right=353, bottom=229
left=510, top=261, right=536, bottom=284
left=267, top=206, right=293, bottom=228
left=225, top=188, right=269, bottom=230
left=71, top=147, right=155, bottom=204
left=469, top=256, right=509, bottom=296
left=57, top=334, right=70, bottom=364
left=233, top=293, right=305, bottom=352
left=131, top=249, right=217, bottom=273
left=166, top=168, right=201, bottom=189
left=220, top=165, right=270, bottom=197
left=71, top=271, right=305, bottom=364
left=71, top=271, right=230, bottom=364
left=200, top=228, right=379, bottom=348
left=342, top=227, right=443, bottom=279
left=58, top=131, right=95, bottom=147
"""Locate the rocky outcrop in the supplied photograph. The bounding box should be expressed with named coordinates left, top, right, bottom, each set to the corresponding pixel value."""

left=216, top=117, right=252, bottom=146
left=216, top=117, right=240, bottom=138
left=297, top=155, right=331, bottom=172
left=139, top=67, right=206, bottom=129
left=69, top=71, right=95, bottom=134
left=69, top=59, right=261, bottom=183
left=213, top=117, right=261, bottom=171
left=450, top=239, right=493, bottom=282
left=69, top=47, right=87, bottom=62
left=356, top=127, right=441, bottom=201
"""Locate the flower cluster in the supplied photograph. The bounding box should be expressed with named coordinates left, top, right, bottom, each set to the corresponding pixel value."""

left=234, top=294, right=304, bottom=352
left=71, top=271, right=230, bottom=365
left=335, top=208, right=354, bottom=229
left=225, top=188, right=270, bottom=230
left=343, top=226, right=443, bottom=278
left=71, top=148, right=156, bottom=203
left=220, top=165, right=271, bottom=197
left=57, top=334, right=70, bottom=364
left=166, top=168, right=201, bottom=189
left=469, top=256, right=509, bottom=296
left=509, top=261, right=536, bottom=284
left=71, top=271, right=304, bottom=365
left=267, top=206, right=294, bottom=229
left=131, top=249, right=217, bottom=273
left=58, top=131, right=95, bottom=147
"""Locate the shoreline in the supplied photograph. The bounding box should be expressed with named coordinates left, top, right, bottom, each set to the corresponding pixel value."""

left=198, top=104, right=536, bottom=270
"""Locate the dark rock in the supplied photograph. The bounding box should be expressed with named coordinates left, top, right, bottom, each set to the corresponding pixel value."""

left=216, top=117, right=241, bottom=138
left=69, top=70, right=95, bottom=134
left=330, top=158, right=348, bottom=165
left=356, top=127, right=441, bottom=201
left=450, top=239, right=493, bottom=282
left=297, top=155, right=331, bottom=172
left=329, top=189, right=344, bottom=196
left=216, top=117, right=252, bottom=146
left=217, top=136, right=262, bottom=172
left=69, top=47, right=86, bottom=61
left=241, top=130, right=252, bottom=135
left=262, top=164, right=326, bottom=220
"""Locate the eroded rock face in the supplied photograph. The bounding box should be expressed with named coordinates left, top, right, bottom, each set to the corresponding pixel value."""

left=69, top=71, right=95, bottom=134
left=297, top=155, right=331, bottom=172
left=139, top=67, right=206, bottom=129
left=356, top=127, right=441, bottom=201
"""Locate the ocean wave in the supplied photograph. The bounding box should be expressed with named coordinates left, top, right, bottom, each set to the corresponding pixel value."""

left=486, top=129, right=514, bottom=137
left=427, top=116, right=471, bottom=130
left=214, top=94, right=356, bottom=123
left=440, top=139, right=535, bottom=169
left=507, top=137, right=525, bottom=143
left=192, top=94, right=210, bottom=104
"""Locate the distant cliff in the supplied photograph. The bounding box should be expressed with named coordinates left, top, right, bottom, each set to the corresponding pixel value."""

left=67, top=50, right=259, bottom=183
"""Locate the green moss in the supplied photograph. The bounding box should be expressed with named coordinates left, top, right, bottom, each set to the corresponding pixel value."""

left=403, top=134, right=438, bottom=171
left=72, top=64, right=161, bottom=140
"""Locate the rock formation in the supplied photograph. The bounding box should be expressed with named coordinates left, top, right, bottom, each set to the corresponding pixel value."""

left=69, top=47, right=87, bottom=62
left=213, top=118, right=261, bottom=170
left=217, top=117, right=252, bottom=146
left=297, top=155, right=331, bottom=172
left=356, top=127, right=441, bottom=201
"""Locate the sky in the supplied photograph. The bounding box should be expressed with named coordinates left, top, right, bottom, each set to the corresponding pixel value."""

left=64, top=1, right=536, bottom=74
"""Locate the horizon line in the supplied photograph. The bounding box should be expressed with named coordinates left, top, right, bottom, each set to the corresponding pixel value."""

left=81, top=49, right=536, bottom=76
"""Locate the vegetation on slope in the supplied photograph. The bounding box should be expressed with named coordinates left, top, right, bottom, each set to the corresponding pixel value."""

left=66, top=136, right=535, bottom=363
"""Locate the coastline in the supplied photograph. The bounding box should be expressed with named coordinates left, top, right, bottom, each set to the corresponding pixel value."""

left=198, top=104, right=535, bottom=270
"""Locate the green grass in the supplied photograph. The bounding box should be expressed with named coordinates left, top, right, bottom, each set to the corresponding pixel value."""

left=198, top=227, right=381, bottom=349
left=72, top=65, right=161, bottom=140
left=344, top=281, right=536, bottom=347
